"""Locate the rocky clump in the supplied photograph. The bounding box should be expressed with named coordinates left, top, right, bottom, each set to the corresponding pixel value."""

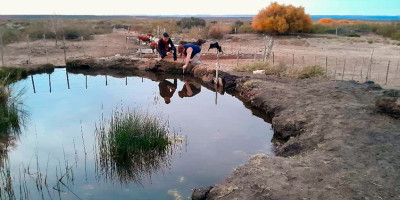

left=192, top=186, right=213, bottom=200
left=376, top=89, right=400, bottom=118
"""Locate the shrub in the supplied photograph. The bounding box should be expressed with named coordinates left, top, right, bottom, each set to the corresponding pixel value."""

left=238, top=24, right=256, bottom=33
left=285, top=65, right=325, bottom=79
left=318, top=18, right=335, bottom=24
left=0, top=27, right=19, bottom=45
left=368, top=40, right=374, bottom=44
left=252, top=2, right=312, bottom=34
left=177, top=17, right=206, bottom=29
left=310, top=24, right=336, bottom=34
left=208, top=25, right=231, bottom=39
left=338, top=20, right=351, bottom=24
left=345, top=33, right=361, bottom=37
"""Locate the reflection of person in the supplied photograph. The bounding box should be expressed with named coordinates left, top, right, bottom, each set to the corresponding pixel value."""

left=178, top=44, right=202, bottom=72
left=158, top=79, right=177, bottom=104
left=158, top=33, right=177, bottom=61
left=178, top=81, right=201, bottom=98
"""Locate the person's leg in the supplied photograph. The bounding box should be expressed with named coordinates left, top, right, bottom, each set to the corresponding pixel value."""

left=191, top=53, right=201, bottom=65
left=169, top=46, right=177, bottom=61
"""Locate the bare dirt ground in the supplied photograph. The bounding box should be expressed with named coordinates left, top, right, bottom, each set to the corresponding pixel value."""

left=206, top=76, right=400, bottom=200
left=2, top=30, right=399, bottom=87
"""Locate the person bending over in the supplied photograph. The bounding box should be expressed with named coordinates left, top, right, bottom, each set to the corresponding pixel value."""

left=178, top=43, right=202, bottom=73
left=158, top=32, right=177, bottom=61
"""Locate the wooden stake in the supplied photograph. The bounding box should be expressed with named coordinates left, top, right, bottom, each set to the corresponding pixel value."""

left=302, top=56, right=305, bottom=64
left=27, top=35, right=31, bottom=65
left=105, top=75, right=108, bottom=86
left=385, top=60, right=390, bottom=85
left=360, top=59, right=365, bottom=81
left=0, top=33, right=4, bottom=66
left=292, top=54, right=295, bottom=66
left=334, top=57, right=338, bottom=80
left=62, top=36, right=67, bottom=65
left=236, top=46, right=240, bottom=67
left=125, top=77, right=127, bottom=85
left=341, top=58, right=346, bottom=81
left=314, top=55, right=317, bottom=64
left=81, top=36, right=85, bottom=56
left=31, top=75, right=36, bottom=93
left=325, top=56, right=328, bottom=76
left=43, top=34, right=48, bottom=63
left=395, top=61, right=399, bottom=79
left=215, top=51, right=220, bottom=85
left=66, top=72, right=70, bottom=89
left=367, top=49, right=374, bottom=80
left=263, top=39, right=267, bottom=62
left=273, top=52, right=275, bottom=65
left=48, top=74, right=52, bottom=93
left=85, top=75, right=88, bottom=89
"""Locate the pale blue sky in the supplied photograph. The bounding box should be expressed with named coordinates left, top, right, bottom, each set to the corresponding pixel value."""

left=0, top=0, right=399, bottom=15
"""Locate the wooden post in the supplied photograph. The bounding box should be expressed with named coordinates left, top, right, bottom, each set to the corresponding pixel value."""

left=102, top=38, right=106, bottom=57
left=85, top=75, right=87, bottom=89
left=215, top=51, right=220, bottom=85
left=43, top=34, right=48, bottom=63
left=385, top=60, right=390, bottom=85
left=302, top=56, right=305, bottom=64
left=341, top=58, right=346, bottom=81
left=334, top=57, right=338, bottom=80
left=292, top=54, right=295, bottom=67
left=314, top=55, right=317, bottom=64
left=360, top=59, right=365, bottom=81
left=66, top=71, right=70, bottom=89
left=139, top=40, right=142, bottom=59
left=125, top=77, right=127, bottom=85
left=351, top=63, right=356, bottom=80
left=325, top=56, right=328, bottom=76
left=105, top=75, right=108, bottom=86
left=0, top=33, right=4, bottom=66
left=31, top=75, right=36, bottom=93
left=81, top=36, right=85, bottom=57
left=27, top=35, right=31, bottom=65
left=396, top=61, right=399, bottom=79
left=62, top=36, right=67, bottom=65
left=48, top=74, right=52, bottom=93
left=236, top=45, right=240, bottom=67
left=272, top=52, right=275, bottom=65
left=253, top=51, right=256, bottom=62
left=263, top=39, right=267, bottom=62
left=367, top=49, right=374, bottom=80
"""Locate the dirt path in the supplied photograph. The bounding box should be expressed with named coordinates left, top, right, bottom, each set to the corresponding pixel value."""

left=207, top=77, right=400, bottom=199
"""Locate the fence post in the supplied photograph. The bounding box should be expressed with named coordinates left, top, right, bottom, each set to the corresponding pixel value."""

left=272, top=52, right=275, bottom=65
left=85, top=75, right=88, bottom=89
left=62, top=36, right=67, bottom=65
left=66, top=71, right=70, bottom=89
left=81, top=36, right=85, bottom=57
left=236, top=45, right=240, bottom=67
left=395, top=61, right=399, bottom=79
left=263, top=39, right=266, bottom=62
left=302, top=56, right=305, bottom=64
left=385, top=60, right=390, bottom=85
left=367, top=49, right=374, bottom=80
left=31, top=75, right=36, bottom=93
left=325, top=56, right=328, bottom=76
left=352, top=63, right=356, bottom=80
left=43, top=34, right=48, bottom=63
left=27, top=35, right=31, bottom=65
left=314, top=55, right=317, bottom=64
left=215, top=51, right=220, bottom=85
left=0, top=33, right=4, bottom=66
left=334, top=57, right=338, bottom=80
left=292, top=54, right=294, bottom=66
left=341, top=58, right=346, bottom=81
left=48, top=74, right=52, bottom=93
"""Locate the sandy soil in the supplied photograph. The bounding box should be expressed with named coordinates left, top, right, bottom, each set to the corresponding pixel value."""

left=2, top=30, right=399, bottom=87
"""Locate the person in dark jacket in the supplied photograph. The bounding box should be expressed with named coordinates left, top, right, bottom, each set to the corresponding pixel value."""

left=158, top=32, right=177, bottom=61
left=158, top=79, right=177, bottom=104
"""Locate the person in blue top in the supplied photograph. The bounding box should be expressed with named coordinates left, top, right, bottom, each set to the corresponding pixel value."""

left=177, top=44, right=202, bottom=73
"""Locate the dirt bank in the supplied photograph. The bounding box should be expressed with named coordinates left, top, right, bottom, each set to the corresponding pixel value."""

left=24, top=57, right=400, bottom=199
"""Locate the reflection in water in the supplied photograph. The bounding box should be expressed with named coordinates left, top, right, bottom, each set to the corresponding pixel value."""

left=0, top=86, right=28, bottom=138
left=159, top=79, right=177, bottom=104
left=94, top=107, right=180, bottom=184
left=178, top=81, right=201, bottom=98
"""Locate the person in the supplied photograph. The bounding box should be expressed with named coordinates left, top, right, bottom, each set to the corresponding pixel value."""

left=178, top=81, right=201, bottom=98
left=158, top=32, right=177, bottom=61
left=158, top=79, right=177, bottom=104
left=178, top=43, right=202, bottom=73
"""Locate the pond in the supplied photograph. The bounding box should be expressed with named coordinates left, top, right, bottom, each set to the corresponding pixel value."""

left=1, top=68, right=274, bottom=200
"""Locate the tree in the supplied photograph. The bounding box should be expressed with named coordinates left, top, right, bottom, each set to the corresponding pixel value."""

left=318, top=18, right=335, bottom=24
left=252, top=2, right=312, bottom=34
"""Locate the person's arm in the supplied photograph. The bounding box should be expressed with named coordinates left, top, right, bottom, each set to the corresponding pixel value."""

left=185, top=83, right=193, bottom=96
left=182, top=47, right=193, bottom=72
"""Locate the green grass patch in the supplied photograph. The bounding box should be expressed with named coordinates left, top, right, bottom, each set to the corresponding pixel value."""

left=0, top=67, right=28, bottom=85
left=344, top=33, right=361, bottom=37
left=95, top=107, right=173, bottom=183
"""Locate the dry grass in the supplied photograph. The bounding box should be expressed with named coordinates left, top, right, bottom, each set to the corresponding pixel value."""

left=234, top=61, right=325, bottom=79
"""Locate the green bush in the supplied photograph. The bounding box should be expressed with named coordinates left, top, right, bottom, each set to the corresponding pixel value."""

left=0, top=67, right=28, bottom=84
left=310, top=24, right=336, bottom=34
left=0, top=27, right=19, bottom=45
left=344, top=33, right=361, bottom=37
left=177, top=17, right=206, bottom=29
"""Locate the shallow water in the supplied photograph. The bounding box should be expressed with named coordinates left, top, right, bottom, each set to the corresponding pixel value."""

left=1, top=68, right=274, bottom=200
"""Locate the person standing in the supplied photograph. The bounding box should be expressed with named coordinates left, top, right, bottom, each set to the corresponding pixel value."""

left=178, top=43, right=202, bottom=73
left=158, top=32, right=177, bottom=61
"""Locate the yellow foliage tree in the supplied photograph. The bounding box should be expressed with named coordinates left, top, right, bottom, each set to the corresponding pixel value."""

left=252, top=2, right=312, bottom=34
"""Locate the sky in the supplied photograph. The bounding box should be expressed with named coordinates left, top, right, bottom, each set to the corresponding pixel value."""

left=0, top=0, right=399, bottom=16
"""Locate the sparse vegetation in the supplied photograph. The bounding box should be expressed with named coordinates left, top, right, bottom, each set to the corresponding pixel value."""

left=234, top=61, right=325, bottom=79
left=208, top=25, right=231, bottom=39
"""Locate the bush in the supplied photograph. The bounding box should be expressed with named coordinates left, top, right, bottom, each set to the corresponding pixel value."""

left=345, top=33, right=361, bottom=37
left=177, top=17, right=206, bottom=29
left=285, top=65, right=325, bottom=79
left=0, top=67, right=28, bottom=84
left=0, top=27, right=19, bottom=45
left=310, top=24, right=336, bottom=34
left=208, top=25, right=231, bottom=39
left=252, top=2, right=312, bottom=34
left=238, top=24, right=256, bottom=33
left=318, top=18, right=335, bottom=24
